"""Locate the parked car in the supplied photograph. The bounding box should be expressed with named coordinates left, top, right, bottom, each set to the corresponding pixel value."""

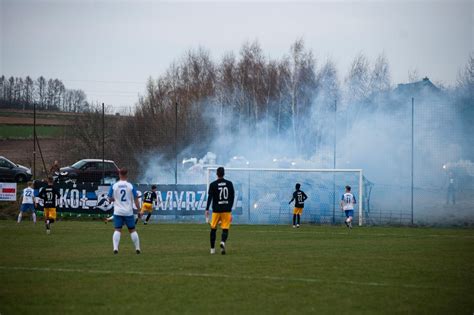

left=0, top=156, right=33, bottom=182
left=59, top=159, right=119, bottom=183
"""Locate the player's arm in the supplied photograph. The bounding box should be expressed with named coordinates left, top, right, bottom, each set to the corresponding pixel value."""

left=54, top=188, right=61, bottom=207
left=132, top=186, right=139, bottom=210
left=205, top=183, right=214, bottom=219
left=302, top=191, right=308, bottom=201
left=289, top=192, right=295, bottom=204
left=340, top=195, right=344, bottom=210
left=228, top=182, right=235, bottom=210
left=353, top=195, right=357, bottom=204
left=107, top=185, right=115, bottom=202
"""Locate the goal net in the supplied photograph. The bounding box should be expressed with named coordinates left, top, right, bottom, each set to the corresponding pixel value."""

left=206, top=168, right=367, bottom=226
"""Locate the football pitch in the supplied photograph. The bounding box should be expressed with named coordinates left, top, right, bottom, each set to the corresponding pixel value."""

left=0, top=221, right=472, bottom=314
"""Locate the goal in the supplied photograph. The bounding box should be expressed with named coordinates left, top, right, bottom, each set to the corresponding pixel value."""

left=206, top=167, right=365, bottom=226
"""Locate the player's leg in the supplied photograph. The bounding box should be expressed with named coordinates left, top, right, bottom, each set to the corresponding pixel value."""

left=31, top=209, right=36, bottom=224
left=145, top=212, right=152, bottom=224
left=44, top=208, right=51, bottom=234
left=210, top=213, right=220, bottom=254
left=135, top=210, right=143, bottom=224
left=17, top=206, right=23, bottom=223
left=113, top=216, right=124, bottom=254
left=142, top=203, right=153, bottom=225
left=220, top=213, right=231, bottom=255
left=125, top=216, right=140, bottom=254
left=346, top=210, right=353, bottom=228
left=292, top=208, right=297, bottom=227
left=48, top=209, right=56, bottom=231
left=296, top=214, right=301, bottom=227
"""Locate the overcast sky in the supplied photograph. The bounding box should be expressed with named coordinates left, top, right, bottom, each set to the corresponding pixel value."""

left=1, top=0, right=472, bottom=109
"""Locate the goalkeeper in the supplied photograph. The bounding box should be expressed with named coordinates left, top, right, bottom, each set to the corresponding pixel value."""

left=289, top=183, right=307, bottom=228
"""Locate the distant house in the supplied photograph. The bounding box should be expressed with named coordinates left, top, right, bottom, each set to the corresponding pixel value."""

left=393, top=77, right=441, bottom=97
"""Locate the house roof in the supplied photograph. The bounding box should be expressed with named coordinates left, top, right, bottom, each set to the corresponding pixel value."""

left=394, top=77, right=441, bottom=95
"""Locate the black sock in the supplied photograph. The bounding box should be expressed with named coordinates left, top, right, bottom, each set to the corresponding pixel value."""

left=146, top=213, right=152, bottom=222
left=221, top=229, right=229, bottom=243
left=297, top=214, right=300, bottom=225
left=210, top=229, right=217, bottom=249
left=293, top=214, right=296, bottom=225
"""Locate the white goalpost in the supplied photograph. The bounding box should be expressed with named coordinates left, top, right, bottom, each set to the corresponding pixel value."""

left=206, top=167, right=364, bottom=226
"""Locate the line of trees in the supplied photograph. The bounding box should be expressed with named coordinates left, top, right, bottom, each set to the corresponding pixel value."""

left=128, top=39, right=396, bottom=160
left=0, top=75, right=89, bottom=112
left=26, top=41, right=472, bottom=180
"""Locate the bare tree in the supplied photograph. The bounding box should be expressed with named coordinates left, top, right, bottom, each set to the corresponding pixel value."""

left=345, top=53, right=370, bottom=103
left=370, top=53, right=391, bottom=94
left=36, top=76, right=46, bottom=107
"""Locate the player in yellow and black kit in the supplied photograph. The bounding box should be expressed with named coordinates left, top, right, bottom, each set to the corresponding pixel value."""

left=135, top=185, right=157, bottom=225
left=205, top=167, right=235, bottom=255
left=36, top=177, right=60, bottom=234
left=289, top=183, right=308, bottom=228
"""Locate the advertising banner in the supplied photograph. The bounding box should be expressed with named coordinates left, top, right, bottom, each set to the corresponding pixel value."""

left=0, top=182, right=17, bottom=201
left=34, top=182, right=242, bottom=215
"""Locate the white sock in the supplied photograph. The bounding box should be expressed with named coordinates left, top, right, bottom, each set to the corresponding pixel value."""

left=32, top=213, right=36, bottom=223
left=17, top=212, right=22, bottom=223
left=113, top=231, right=121, bottom=251
left=130, top=231, right=140, bottom=251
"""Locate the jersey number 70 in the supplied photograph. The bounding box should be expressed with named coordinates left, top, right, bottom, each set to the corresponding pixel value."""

left=218, top=187, right=228, bottom=200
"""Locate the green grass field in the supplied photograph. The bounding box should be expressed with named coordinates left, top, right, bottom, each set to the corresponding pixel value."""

left=0, top=125, right=63, bottom=139
left=0, top=221, right=473, bottom=314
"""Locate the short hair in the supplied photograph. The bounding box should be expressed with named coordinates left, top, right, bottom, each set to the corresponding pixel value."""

left=47, top=176, right=54, bottom=183
left=151, top=185, right=157, bottom=190
left=27, top=181, right=33, bottom=187
left=216, top=167, right=225, bottom=178
left=295, top=183, right=301, bottom=190
left=345, top=185, right=351, bottom=191
left=119, top=168, right=128, bottom=177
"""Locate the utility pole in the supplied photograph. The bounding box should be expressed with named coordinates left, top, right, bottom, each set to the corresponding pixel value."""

left=175, top=102, right=178, bottom=185
left=411, top=97, right=414, bottom=225
left=332, top=99, right=337, bottom=224
left=33, top=102, right=36, bottom=180
left=102, top=103, right=105, bottom=184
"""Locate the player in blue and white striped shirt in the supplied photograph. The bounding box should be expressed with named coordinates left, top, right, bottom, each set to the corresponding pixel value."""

left=108, top=168, right=141, bottom=254
left=340, top=185, right=356, bottom=229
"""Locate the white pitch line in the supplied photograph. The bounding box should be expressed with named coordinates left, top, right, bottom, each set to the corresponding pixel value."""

left=0, top=266, right=452, bottom=290
left=2, top=224, right=473, bottom=239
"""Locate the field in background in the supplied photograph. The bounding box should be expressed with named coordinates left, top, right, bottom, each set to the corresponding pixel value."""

left=0, top=221, right=472, bottom=314
left=0, top=125, right=63, bottom=139
left=0, top=109, right=72, bottom=168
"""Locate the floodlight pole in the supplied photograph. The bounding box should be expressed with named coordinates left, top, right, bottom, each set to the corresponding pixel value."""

left=102, top=102, right=105, bottom=185
left=33, top=102, right=36, bottom=180
left=175, top=102, right=178, bottom=186
left=332, top=99, right=337, bottom=224
left=411, top=97, right=414, bottom=225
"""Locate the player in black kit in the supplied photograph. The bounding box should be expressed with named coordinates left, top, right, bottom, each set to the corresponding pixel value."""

left=136, top=185, right=157, bottom=225
left=36, top=177, right=60, bottom=234
left=289, top=183, right=308, bottom=228
left=205, top=167, right=235, bottom=255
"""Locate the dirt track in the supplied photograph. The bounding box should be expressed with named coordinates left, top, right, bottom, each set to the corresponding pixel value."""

left=0, top=116, right=72, bottom=126
left=0, top=139, right=68, bottom=172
